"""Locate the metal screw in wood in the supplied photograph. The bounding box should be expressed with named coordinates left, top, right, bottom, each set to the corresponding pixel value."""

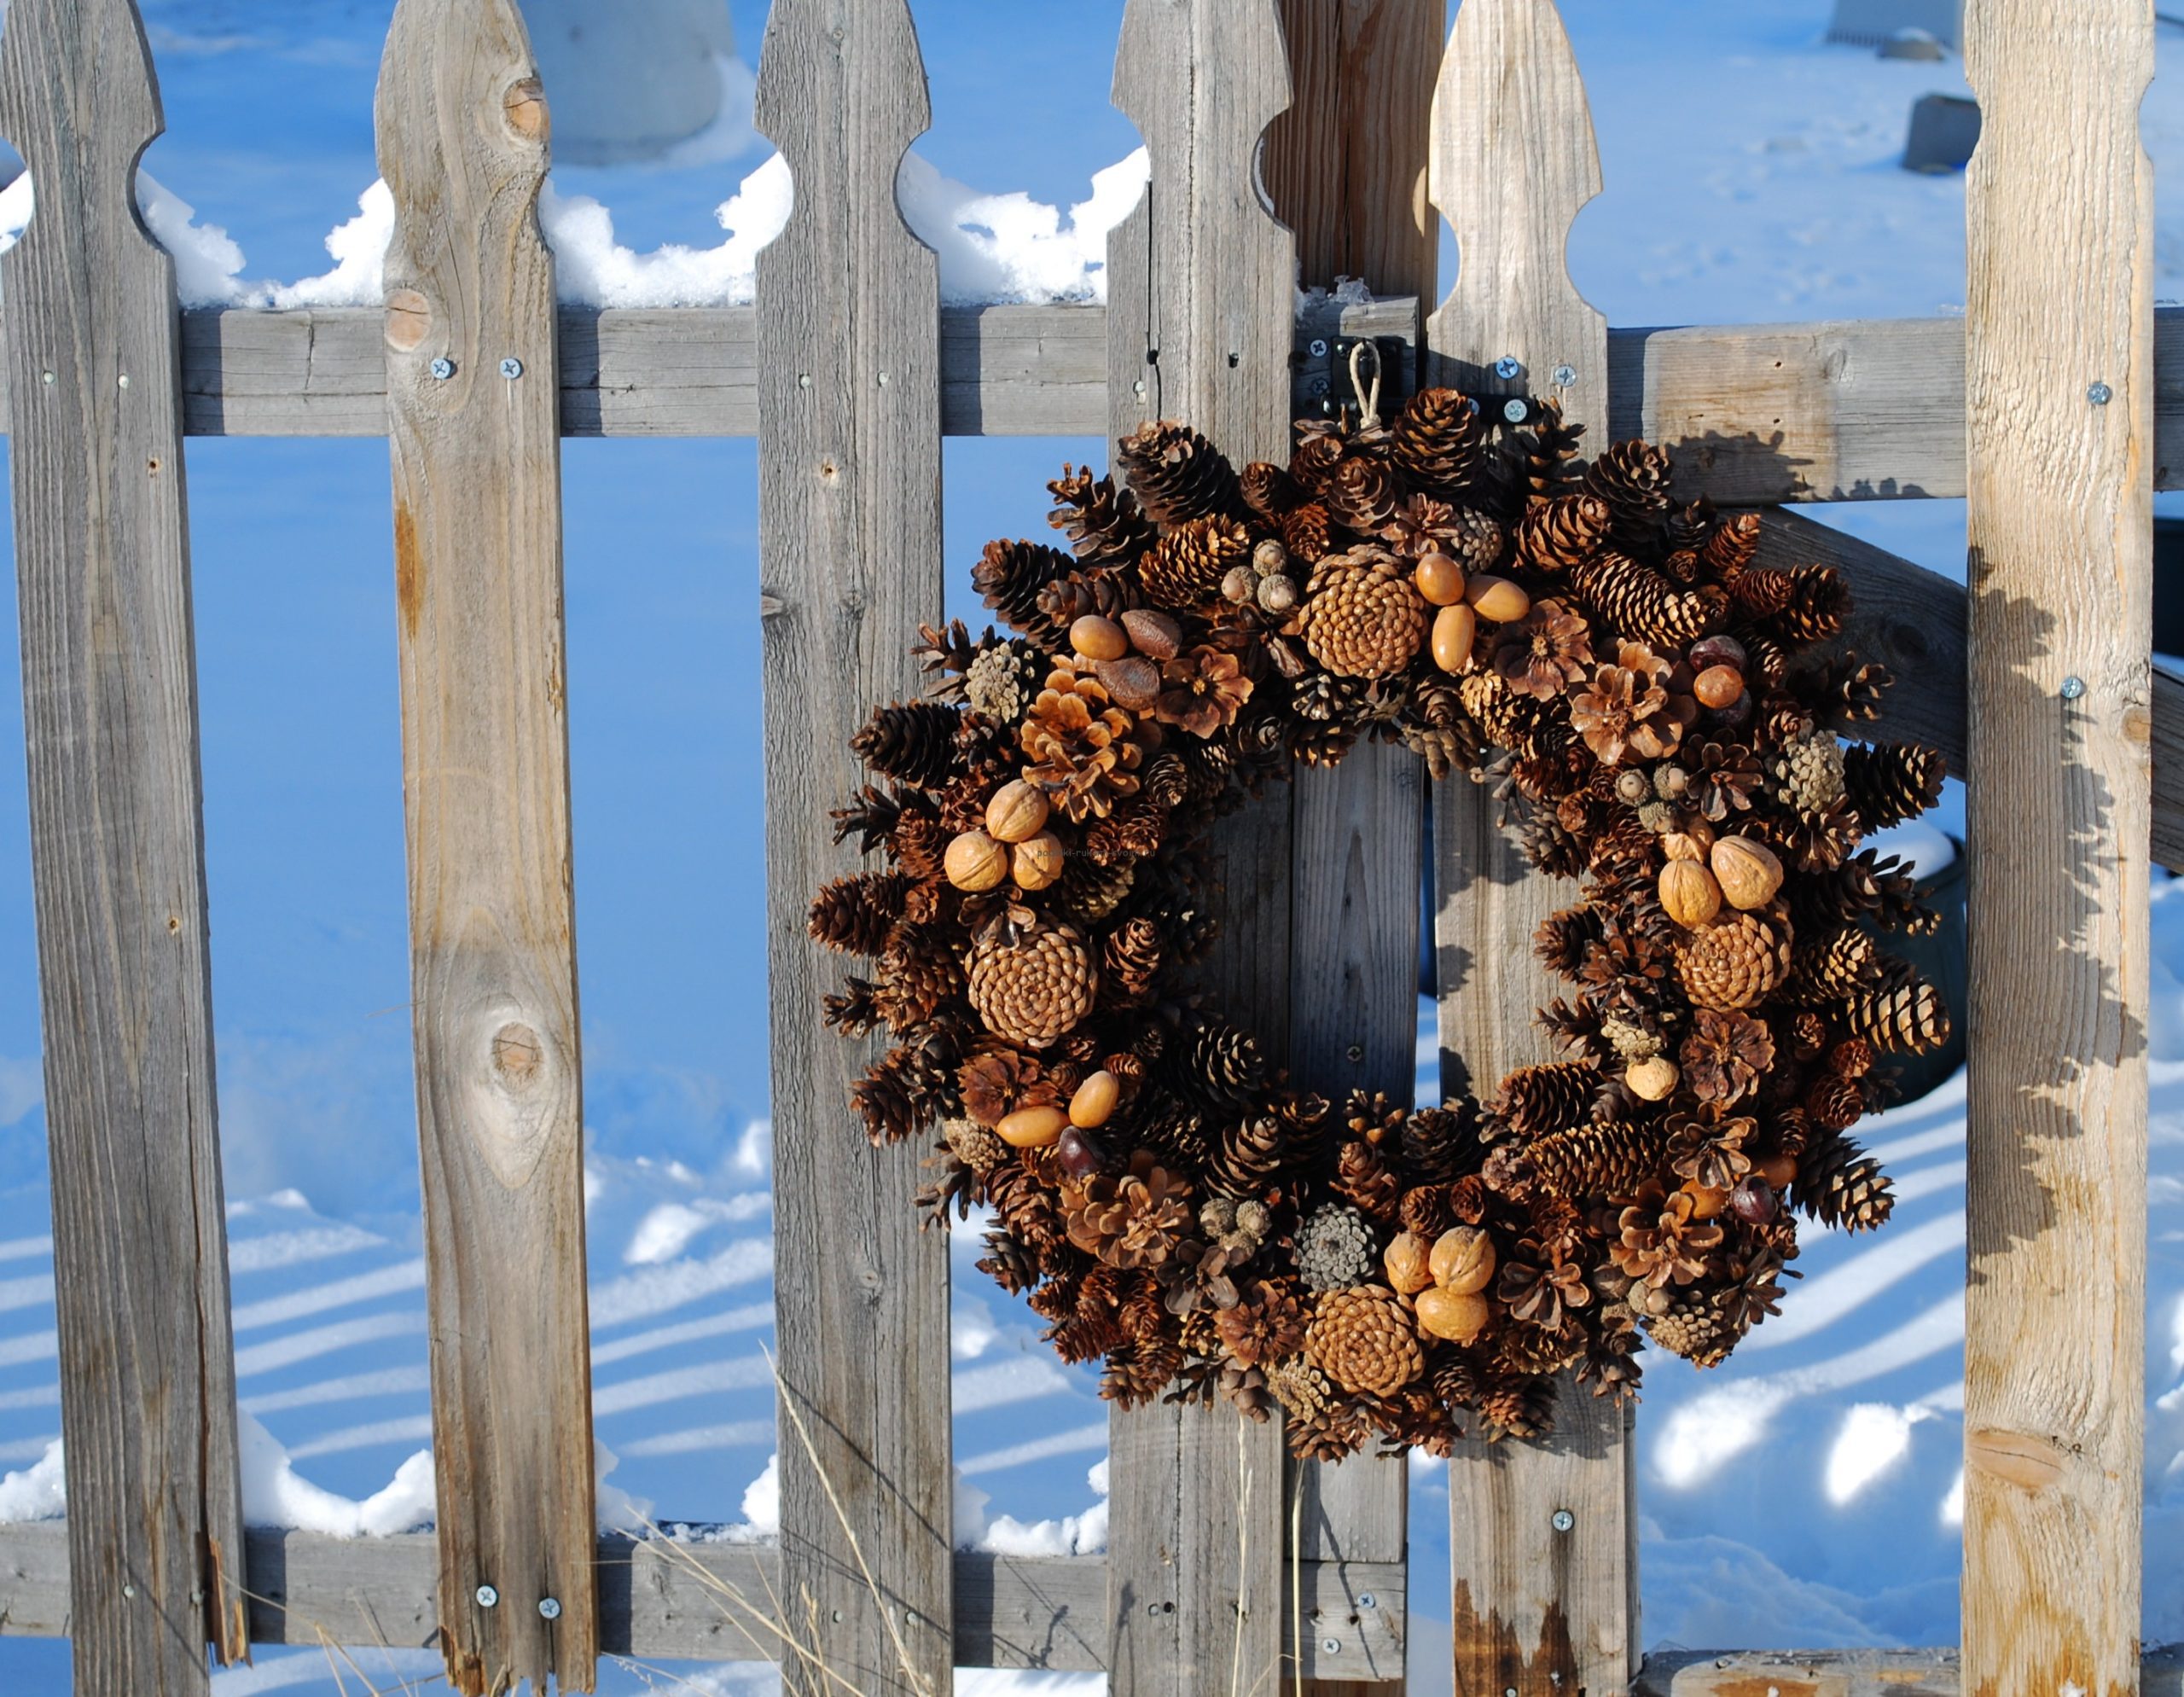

left=2088, top=381, right=2113, bottom=404
left=1553, top=1508, right=1575, bottom=1531
left=429, top=357, right=455, bottom=380
left=537, top=1596, right=561, bottom=1619
left=501, top=357, right=524, bottom=380
left=2062, top=676, right=2088, bottom=700
left=475, top=1584, right=498, bottom=1607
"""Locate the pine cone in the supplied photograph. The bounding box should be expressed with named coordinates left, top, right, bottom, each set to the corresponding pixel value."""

left=1583, top=439, right=1675, bottom=549
left=874, top=938, right=959, bottom=1030
left=1390, top=387, right=1485, bottom=496
left=1490, top=1062, right=1604, bottom=1136
left=1700, top=510, right=1763, bottom=578
left=1216, top=1279, right=1310, bottom=1368
left=1525, top=1122, right=1668, bottom=1197
left=962, top=640, right=1046, bottom=724
left=944, top=1116, right=1011, bottom=1175
left=851, top=701, right=961, bottom=789
left=1843, top=971, right=1950, bottom=1055
left=1062, top=1150, right=1194, bottom=1270
left=1116, top=420, right=1240, bottom=525
left=1402, top=1101, right=1482, bottom=1184
left=1477, top=1373, right=1558, bottom=1440
left=1101, top=1339, right=1185, bottom=1409
left=1279, top=502, right=1333, bottom=561
left=1843, top=742, right=1946, bottom=831
left=1776, top=566, right=1850, bottom=643
left=1183, top=1022, right=1269, bottom=1104
left=1296, top=1202, right=1378, bottom=1291
left=1676, top=910, right=1793, bottom=1011
left=1325, top=455, right=1399, bottom=532
left=1048, top=463, right=1156, bottom=567
left=967, top=917, right=1098, bottom=1049
left=1296, top=545, right=1430, bottom=678
left=808, top=870, right=915, bottom=956
left=1211, top=1113, right=1289, bottom=1198
left=1774, top=726, right=1847, bottom=814
left=975, top=1228, right=1040, bottom=1293
left=1056, top=857, right=1136, bottom=925
left=1019, top=659, right=1144, bottom=822
left=973, top=539, right=1074, bottom=634
left=1513, top=493, right=1611, bottom=572
left=1570, top=551, right=1728, bottom=646
left=1101, top=917, right=1163, bottom=1003
left=1334, top=1141, right=1403, bottom=1225
left=1641, top=1287, right=1740, bottom=1367
left=1792, top=1129, right=1893, bottom=1231
left=1139, top=514, right=1252, bottom=611
left=1782, top=924, right=1884, bottom=1003
left=1240, top=460, right=1300, bottom=518
left=1305, top=1286, right=1425, bottom=1398
left=1397, top=1183, right=1455, bottom=1239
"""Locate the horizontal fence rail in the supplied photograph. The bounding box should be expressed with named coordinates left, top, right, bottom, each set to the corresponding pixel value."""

left=0, top=303, right=2173, bottom=496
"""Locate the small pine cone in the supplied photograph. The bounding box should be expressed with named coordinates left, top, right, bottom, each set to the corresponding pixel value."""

left=1774, top=726, right=1848, bottom=815
left=1184, top=1022, right=1269, bottom=1104
left=1290, top=429, right=1347, bottom=494
left=1140, top=514, right=1253, bottom=610
left=1676, top=909, right=1794, bottom=1011
left=973, top=538, right=1075, bottom=634
left=1038, top=570, right=1136, bottom=629
left=1661, top=548, right=1703, bottom=586
left=1296, top=1203, right=1379, bottom=1291
left=1402, top=1101, right=1484, bottom=1185
left=1701, top=510, right=1763, bottom=579
left=1843, top=972, right=1951, bottom=1055
left=1432, top=1348, right=1485, bottom=1415
left=808, top=870, right=914, bottom=956
left=975, top=1228, right=1040, bottom=1293
left=1115, top=420, right=1240, bottom=525
left=1843, top=742, right=1947, bottom=831
left=1048, top=463, right=1157, bottom=567
left=1583, top=439, right=1675, bottom=549
left=1728, top=565, right=1797, bottom=619
left=1296, top=545, right=1431, bottom=678
left=1102, top=917, right=1163, bottom=1003
left=986, top=1159, right=1067, bottom=1252
left=1211, top=1114, right=1290, bottom=1198
left=1478, top=1373, right=1558, bottom=1441
left=967, top=919, right=1099, bottom=1049
left=1793, top=1129, right=1894, bottom=1231
left=1783, top=924, right=1885, bottom=1003
left=1240, top=460, right=1301, bottom=518
left=1498, top=1322, right=1585, bottom=1377
left=1055, top=856, right=1136, bottom=925
left=1279, top=501, right=1334, bottom=561
left=1398, top=1183, right=1455, bottom=1240
left=1832, top=661, right=1893, bottom=725
left=1305, top=1286, right=1426, bottom=1398
left=1325, top=454, right=1400, bottom=532
left=1460, top=672, right=1548, bottom=756
left=1536, top=905, right=1607, bottom=977
left=1569, top=551, right=1728, bottom=646
left=1391, top=387, right=1485, bottom=496
left=1777, top=566, right=1851, bottom=644
left=1288, top=1399, right=1371, bottom=1462
left=1334, top=1141, right=1403, bottom=1226
left=1513, top=493, right=1611, bottom=572
left=1804, top=1071, right=1866, bottom=1131
left=1743, top=631, right=1792, bottom=690
left=1490, top=1062, right=1603, bottom=1137
left=1829, top=1037, right=1875, bottom=1078
left=851, top=701, right=961, bottom=789
left=1433, top=505, right=1508, bottom=573
left=874, top=939, right=960, bottom=1030
left=1266, top=1357, right=1336, bottom=1421
left=1642, top=1287, right=1740, bottom=1367
left=1526, top=1122, right=1669, bottom=1199
left=1101, top=1339, right=1185, bottom=1409
left=944, top=1117, right=1010, bottom=1175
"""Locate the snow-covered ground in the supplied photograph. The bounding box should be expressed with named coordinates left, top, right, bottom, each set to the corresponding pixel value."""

left=0, top=1, right=2180, bottom=1692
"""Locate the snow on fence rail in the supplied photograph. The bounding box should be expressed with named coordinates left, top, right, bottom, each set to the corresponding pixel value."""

left=0, top=0, right=2162, bottom=1694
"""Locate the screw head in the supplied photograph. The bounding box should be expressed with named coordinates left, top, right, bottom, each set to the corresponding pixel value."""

left=2061, top=675, right=2088, bottom=700
left=1553, top=1508, right=1576, bottom=1532
left=1502, top=398, right=1529, bottom=424
left=475, top=1584, right=499, bottom=1608
left=832, top=1609, right=844, bottom=1623
left=40, top=370, right=55, bottom=385
left=1552, top=363, right=1577, bottom=387
left=122, top=1584, right=136, bottom=1599
left=1494, top=356, right=1523, bottom=381
left=1309, top=338, right=1330, bottom=357
left=429, top=357, right=456, bottom=381
left=537, top=1596, right=561, bottom=1620
left=500, top=357, right=525, bottom=380
left=1133, top=378, right=1147, bottom=396
left=1322, top=1636, right=1342, bottom=1653
left=1358, top=1592, right=1377, bottom=1609
left=118, top=374, right=131, bottom=389
left=2088, top=381, right=2113, bottom=405
left=1345, top=1043, right=1364, bottom=1062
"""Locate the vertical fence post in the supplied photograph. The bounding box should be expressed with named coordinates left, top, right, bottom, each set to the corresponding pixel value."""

left=1960, top=1, right=2153, bottom=1692
left=0, top=1, right=249, bottom=1688
left=754, top=4, right=954, bottom=1693
left=1265, top=3, right=1445, bottom=1690
left=1104, top=2, right=1294, bottom=1688
left=375, top=2, right=598, bottom=1689
left=1426, top=3, right=1638, bottom=1693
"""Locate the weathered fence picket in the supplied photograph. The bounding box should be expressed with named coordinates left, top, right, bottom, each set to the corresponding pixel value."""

left=753, top=2, right=955, bottom=1692
left=1960, top=1, right=2154, bottom=1693
left=0, top=1, right=249, bottom=1690
left=1426, top=2, right=1638, bottom=1692
left=375, top=0, right=600, bottom=1688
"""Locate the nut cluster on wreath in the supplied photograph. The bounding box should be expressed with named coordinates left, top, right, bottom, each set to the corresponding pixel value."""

left=810, top=384, right=1952, bottom=1457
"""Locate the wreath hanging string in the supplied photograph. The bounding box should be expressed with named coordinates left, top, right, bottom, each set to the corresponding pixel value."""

left=810, top=388, right=1951, bottom=1458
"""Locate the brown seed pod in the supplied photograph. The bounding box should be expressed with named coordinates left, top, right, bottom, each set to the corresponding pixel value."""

left=1414, top=553, right=1467, bottom=607
left=1430, top=1226, right=1496, bottom=1295
left=1011, top=830, right=1066, bottom=891
left=1431, top=602, right=1478, bottom=673
left=1464, top=574, right=1531, bottom=623
left=1094, top=654, right=1163, bottom=712
left=1711, top=835, right=1786, bottom=910
left=1414, top=1286, right=1490, bottom=1344
left=1384, top=1231, right=1436, bottom=1296
left=1069, top=1069, right=1120, bottom=1128
left=1693, top=664, right=1745, bottom=709
left=997, top=1105, right=1068, bottom=1148
left=1121, top=607, right=1182, bottom=660
left=1625, top=1055, right=1681, bottom=1101
left=1071, top=614, right=1129, bottom=661
left=985, top=779, right=1051, bottom=844
left=945, top=829, right=1011, bottom=892
left=1658, top=859, right=1724, bottom=928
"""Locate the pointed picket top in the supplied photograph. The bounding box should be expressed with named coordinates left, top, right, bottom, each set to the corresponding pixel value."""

left=1107, top=0, right=1295, bottom=462
left=0, top=0, right=165, bottom=265
left=1426, top=0, right=1606, bottom=426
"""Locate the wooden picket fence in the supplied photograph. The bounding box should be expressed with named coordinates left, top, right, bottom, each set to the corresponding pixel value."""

left=0, top=0, right=2175, bottom=1692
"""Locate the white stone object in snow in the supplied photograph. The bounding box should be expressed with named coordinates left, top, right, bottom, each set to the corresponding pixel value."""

left=520, top=0, right=738, bottom=165
left=1826, top=0, right=1963, bottom=49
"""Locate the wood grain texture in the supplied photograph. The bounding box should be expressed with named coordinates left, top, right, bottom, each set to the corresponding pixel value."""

left=375, top=3, right=596, bottom=1689
left=1960, top=3, right=2153, bottom=1695
left=1426, top=4, right=1637, bottom=1693
left=1270, top=11, right=1440, bottom=1686
left=0, top=0, right=248, bottom=1687
left=1105, top=3, right=1294, bottom=1691
left=752, top=4, right=952, bottom=1694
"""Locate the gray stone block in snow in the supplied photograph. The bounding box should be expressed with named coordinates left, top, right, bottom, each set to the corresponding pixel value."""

left=1877, top=29, right=1949, bottom=61
left=520, top=0, right=738, bottom=166
left=1827, top=0, right=1963, bottom=50
left=1902, top=93, right=1981, bottom=174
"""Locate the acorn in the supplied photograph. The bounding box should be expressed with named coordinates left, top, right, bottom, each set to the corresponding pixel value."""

left=996, top=1105, right=1068, bottom=1149
left=1384, top=1231, right=1436, bottom=1296
left=944, top=829, right=1011, bottom=892
left=1693, top=664, right=1745, bottom=710
left=1658, top=859, right=1723, bottom=929
left=1463, top=574, right=1531, bottom=623
left=1056, top=1124, right=1105, bottom=1179
left=1431, top=602, right=1478, bottom=672
left=1011, top=830, right=1066, bottom=891
left=1257, top=573, right=1298, bottom=615
left=1414, top=552, right=1467, bottom=607
left=1121, top=608, right=1182, bottom=660
left=1711, top=835, right=1785, bottom=910
left=1068, top=1069, right=1119, bottom=1129
left=1625, top=1055, right=1681, bottom=1101
left=1429, top=1226, right=1496, bottom=1295
left=1252, top=538, right=1289, bottom=576
left=1221, top=565, right=1260, bottom=605
left=1729, top=1175, right=1779, bottom=1224
left=985, top=779, right=1051, bottom=844
left=1415, top=1286, right=1490, bottom=1344
left=1070, top=614, right=1129, bottom=661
